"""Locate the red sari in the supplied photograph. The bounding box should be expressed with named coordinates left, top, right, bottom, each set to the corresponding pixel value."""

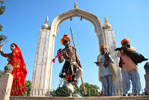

left=2, top=44, right=27, bottom=96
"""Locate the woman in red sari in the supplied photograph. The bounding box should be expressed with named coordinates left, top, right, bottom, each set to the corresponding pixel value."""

left=0, top=43, right=27, bottom=96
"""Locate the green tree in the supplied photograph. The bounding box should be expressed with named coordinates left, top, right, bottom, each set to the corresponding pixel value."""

left=0, top=0, right=7, bottom=43
left=0, top=24, right=2, bottom=31
left=51, top=84, right=70, bottom=97
left=0, top=0, right=6, bottom=75
left=0, top=2, right=5, bottom=15
left=0, top=34, right=7, bottom=44
left=50, top=89, right=57, bottom=96
left=79, top=83, right=100, bottom=97
left=0, top=0, right=6, bottom=31
left=23, top=80, right=32, bottom=96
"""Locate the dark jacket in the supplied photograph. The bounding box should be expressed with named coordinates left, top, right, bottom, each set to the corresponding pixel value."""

left=116, top=47, right=148, bottom=66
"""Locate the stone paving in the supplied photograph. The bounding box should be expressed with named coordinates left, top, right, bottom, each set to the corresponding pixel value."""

left=10, top=96, right=149, bottom=100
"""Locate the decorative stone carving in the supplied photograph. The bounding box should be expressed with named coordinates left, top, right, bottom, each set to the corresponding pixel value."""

left=102, top=16, right=112, bottom=29
left=65, top=81, right=74, bottom=97
left=4, top=64, right=14, bottom=74
left=74, top=0, right=78, bottom=9
left=42, top=16, right=51, bottom=30
left=0, top=73, right=13, bottom=100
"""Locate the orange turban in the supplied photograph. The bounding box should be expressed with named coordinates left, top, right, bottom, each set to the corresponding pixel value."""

left=121, top=38, right=130, bottom=45
left=60, top=34, right=70, bottom=45
left=100, top=45, right=107, bottom=52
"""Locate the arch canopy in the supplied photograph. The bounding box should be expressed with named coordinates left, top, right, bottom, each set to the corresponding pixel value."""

left=51, top=9, right=103, bottom=34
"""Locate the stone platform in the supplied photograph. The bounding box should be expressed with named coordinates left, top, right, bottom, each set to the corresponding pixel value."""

left=10, top=96, right=149, bottom=100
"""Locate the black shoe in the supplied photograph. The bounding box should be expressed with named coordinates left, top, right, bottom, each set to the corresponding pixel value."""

left=123, top=94, right=126, bottom=96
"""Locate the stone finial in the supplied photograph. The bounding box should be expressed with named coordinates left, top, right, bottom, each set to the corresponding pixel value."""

left=105, top=16, right=108, bottom=24
left=42, top=16, right=51, bottom=30
left=4, top=64, right=14, bottom=73
left=74, top=0, right=78, bottom=9
left=102, top=16, right=112, bottom=29
left=45, top=16, right=48, bottom=24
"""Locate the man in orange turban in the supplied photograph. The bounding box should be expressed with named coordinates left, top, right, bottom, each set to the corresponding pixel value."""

left=95, top=45, right=116, bottom=96
left=116, top=38, right=148, bottom=96
left=60, top=34, right=71, bottom=45
left=121, top=38, right=130, bottom=46
left=58, top=34, right=83, bottom=96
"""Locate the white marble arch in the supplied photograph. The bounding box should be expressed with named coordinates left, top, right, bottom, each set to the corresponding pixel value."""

left=51, top=9, right=103, bottom=40
left=31, top=8, right=122, bottom=96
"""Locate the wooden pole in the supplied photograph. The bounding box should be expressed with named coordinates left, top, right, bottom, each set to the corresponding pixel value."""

left=70, top=27, right=87, bottom=95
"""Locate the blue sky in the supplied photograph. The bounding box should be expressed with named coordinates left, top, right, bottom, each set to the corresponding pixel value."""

left=0, top=0, right=149, bottom=92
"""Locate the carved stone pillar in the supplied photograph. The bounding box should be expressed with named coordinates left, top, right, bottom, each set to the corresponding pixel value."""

left=31, top=17, right=53, bottom=96
left=0, top=64, right=14, bottom=100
